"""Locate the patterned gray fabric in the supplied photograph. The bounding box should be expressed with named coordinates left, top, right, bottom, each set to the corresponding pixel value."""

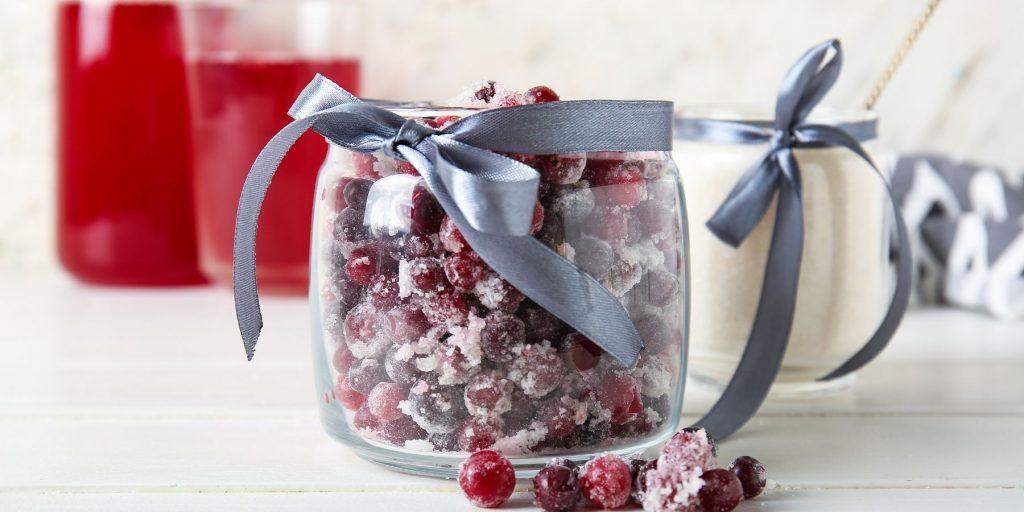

left=893, top=154, right=1024, bottom=319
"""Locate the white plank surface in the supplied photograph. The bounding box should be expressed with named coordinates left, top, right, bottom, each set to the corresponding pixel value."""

left=0, top=273, right=1022, bottom=510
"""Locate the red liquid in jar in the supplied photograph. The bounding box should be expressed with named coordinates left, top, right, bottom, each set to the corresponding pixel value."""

left=189, top=58, right=360, bottom=294
left=57, top=2, right=205, bottom=285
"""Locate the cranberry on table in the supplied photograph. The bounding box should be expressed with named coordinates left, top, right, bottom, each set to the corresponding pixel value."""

left=729, top=455, right=767, bottom=499
left=533, top=463, right=581, bottom=512
left=524, top=85, right=560, bottom=104
left=458, top=415, right=505, bottom=452
left=458, top=450, right=516, bottom=509
left=697, top=468, right=744, bottom=512
left=630, top=458, right=658, bottom=504
left=580, top=454, right=632, bottom=509
left=660, top=427, right=717, bottom=471
left=642, top=465, right=703, bottom=512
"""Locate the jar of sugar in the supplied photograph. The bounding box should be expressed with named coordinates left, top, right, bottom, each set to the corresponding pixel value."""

left=676, top=105, right=895, bottom=396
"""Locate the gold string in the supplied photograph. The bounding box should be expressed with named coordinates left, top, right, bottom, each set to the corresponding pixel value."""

left=863, top=0, right=942, bottom=110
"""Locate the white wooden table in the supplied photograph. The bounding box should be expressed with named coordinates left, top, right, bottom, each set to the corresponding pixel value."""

left=1, top=272, right=1022, bottom=511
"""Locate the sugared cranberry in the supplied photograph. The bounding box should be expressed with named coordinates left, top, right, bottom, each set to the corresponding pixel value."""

left=533, top=463, right=581, bottom=512
left=352, top=403, right=378, bottom=431
left=642, top=465, right=703, bottom=512
left=584, top=207, right=629, bottom=243
left=410, top=186, right=444, bottom=235
left=644, top=269, right=679, bottom=307
left=603, top=260, right=642, bottom=297
left=385, top=304, right=431, bottom=343
left=407, top=257, right=448, bottom=295
left=540, top=153, right=586, bottom=185
left=444, top=251, right=487, bottom=290
left=336, top=207, right=367, bottom=244
left=571, top=420, right=611, bottom=448
left=429, top=432, right=459, bottom=452
left=458, top=450, right=516, bottom=509
left=473, top=81, right=498, bottom=103
left=335, top=376, right=365, bottom=410
left=457, top=416, right=504, bottom=452
left=537, top=397, right=580, bottom=440
left=434, top=343, right=474, bottom=386
left=331, top=274, right=363, bottom=308
left=564, top=332, right=601, bottom=372
left=332, top=344, right=355, bottom=374
left=548, top=182, right=595, bottom=224
left=524, top=85, right=560, bottom=104
left=521, top=306, right=569, bottom=345
left=636, top=314, right=673, bottom=353
left=394, top=161, right=419, bottom=175
left=591, top=160, right=645, bottom=209
left=630, top=459, right=657, bottom=504
left=572, top=236, right=615, bottom=279
left=476, top=274, right=525, bottom=312
left=635, top=200, right=675, bottom=241
left=508, top=342, right=563, bottom=398
left=531, top=202, right=545, bottom=235
left=465, top=370, right=514, bottom=415
left=406, top=382, right=467, bottom=434
left=427, top=115, right=461, bottom=129
left=384, top=346, right=419, bottom=386
left=378, top=415, right=426, bottom=445
left=327, top=177, right=355, bottom=211
left=343, top=178, right=373, bottom=209
left=480, top=311, right=527, bottom=363
left=347, top=358, right=388, bottom=395
left=698, top=468, right=744, bottom=512
left=352, top=153, right=379, bottom=179
left=729, top=456, right=766, bottom=499
left=660, top=427, right=717, bottom=471
left=345, top=247, right=378, bottom=285
left=597, top=374, right=641, bottom=425
left=403, top=233, right=436, bottom=258
left=342, top=303, right=379, bottom=346
left=504, top=391, right=539, bottom=432
left=367, top=274, right=402, bottom=310
left=367, top=382, right=406, bottom=423
left=440, top=215, right=468, bottom=253
left=580, top=454, right=632, bottom=509
left=422, top=291, right=471, bottom=326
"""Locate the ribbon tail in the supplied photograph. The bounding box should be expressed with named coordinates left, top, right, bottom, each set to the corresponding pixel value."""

left=706, top=154, right=781, bottom=248
left=694, top=176, right=804, bottom=440
left=819, top=168, right=913, bottom=379
left=234, top=115, right=320, bottom=360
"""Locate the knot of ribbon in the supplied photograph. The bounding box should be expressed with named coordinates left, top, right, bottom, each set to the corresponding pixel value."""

left=233, top=74, right=675, bottom=368
left=678, top=39, right=913, bottom=440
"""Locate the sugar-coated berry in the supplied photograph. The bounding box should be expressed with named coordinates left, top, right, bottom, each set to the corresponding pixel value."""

left=384, top=346, right=419, bottom=386
left=343, top=178, right=373, bottom=209
left=540, top=153, right=586, bottom=185
left=636, top=314, right=674, bottom=353
left=660, top=428, right=717, bottom=471
left=572, top=236, right=615, bottom=279
left=332, top=344, right=355, bottom=374
left=457, top=416, right=504, bottom=452
left=464, top=370, right=514, bottom=415
left=635, top=200, right=675, bottom=241
left=473, top=81, right=498, bottom=103
left=385, top=303, right=431, bottom=343
left=352, top=403, right=378, bottom=431
left=458, top=450, right=516, bottom=508
left=564, top=332, right=601, bottom=372
left=403, top=233, right=436, bottom=258
left=537, top=397, right=580, bottom=440
left=520, top=306, right=569, bottom=345
left=475, top=274, right=525, bottom=312
left=580, top=454, right=632, bottom=509
left=480, top=311, right=527, bottom=363
left=410, top=186, right=444, bottom=235
left=406, top=381, right=467, bottom=434
left=644, top=269, right=679, bottom=307
left=422, top=291, right=471, bottom=326
left=444, top=251, right=487, bottom=290
left=335, top=207, right=367, bottom=244
left=729, top=455, right=766, bottom=499
left=378, top=415, right=427, bottom=445
left=352, top=153, right=380, bottom=179
left=367, top=382, right=406, bottom=423
left=597, top=374, right=641, bottom=425
left=335, top=376, right=365, bottom=410
left=642, top=464, right=703, bottom=512
left=533, top=464, right=581, bottom=512
left=406, top=257, right=448, bottom=295
left=367, top=274, right=402, bottom=310
left=507, top=342, right=563, bottom=398
left=585, top=207, right=629, bottom=243
left=342, top=303, right=379, bottom=346
left=524, top=85, right=560, bottom=104
left=630, top=459, right=657, bottom=503
left=347, top=358, right=388, bottom=395
left=395, top=161, right=419, bottom=175
left=697, top=468, right=744, bottom=512
left=439, top=215, right=468, bottom=253
left=591, top=160, right=645, bottom=209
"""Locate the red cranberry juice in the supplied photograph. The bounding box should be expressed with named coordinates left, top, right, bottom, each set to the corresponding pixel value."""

left=57, top=2, right=205, bottom=285
left=189, top=58, right=360, bottom=293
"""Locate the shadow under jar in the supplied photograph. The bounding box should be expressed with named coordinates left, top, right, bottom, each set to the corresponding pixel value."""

left=310, top=105, right=690, bottom=477
left=676, top=106, right=894, bottom=397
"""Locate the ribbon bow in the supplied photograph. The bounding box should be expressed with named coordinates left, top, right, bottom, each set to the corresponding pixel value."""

left=234, top=75, right=675, bottom=367
left=680, top=40, right=913, bottom=440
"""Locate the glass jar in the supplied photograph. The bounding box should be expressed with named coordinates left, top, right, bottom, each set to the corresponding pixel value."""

left=181, top=0, right=361, bottom=294
left=676, top=106, right=892, bottom=396
left=56, top=1, right=205, bottom=285
left=310, top=105, right=689, bottom=477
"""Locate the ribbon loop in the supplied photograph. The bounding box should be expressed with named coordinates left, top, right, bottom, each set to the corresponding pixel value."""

left=234, top=76, right=674, bottom=369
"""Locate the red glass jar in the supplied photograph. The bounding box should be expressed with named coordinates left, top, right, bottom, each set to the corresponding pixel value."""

left=182, top=0, right=362, bottom=294
left=56, top=1, right=205, bottom=285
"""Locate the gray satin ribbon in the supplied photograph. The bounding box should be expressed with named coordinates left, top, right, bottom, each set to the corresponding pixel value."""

left=678, top=40, right=913, bottom=440
left=234, top=74, right=674, bottom=368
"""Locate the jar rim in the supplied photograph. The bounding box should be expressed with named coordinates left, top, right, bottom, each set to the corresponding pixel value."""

left=361, top=99, right=485, bottom=118
left=678, top=104, right=877, bottom=125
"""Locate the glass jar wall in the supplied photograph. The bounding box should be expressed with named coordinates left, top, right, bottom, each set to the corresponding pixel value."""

left=310, top=106, right=689, bottom=477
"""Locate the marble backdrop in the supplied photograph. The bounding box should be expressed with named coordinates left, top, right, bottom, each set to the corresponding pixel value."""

left=1, top=0, right=1022, bottom=269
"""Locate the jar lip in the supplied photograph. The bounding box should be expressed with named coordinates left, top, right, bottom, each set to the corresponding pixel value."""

left=678, top=103, right=877, bottom=124
left=361, top=99, right=486, bottom=118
